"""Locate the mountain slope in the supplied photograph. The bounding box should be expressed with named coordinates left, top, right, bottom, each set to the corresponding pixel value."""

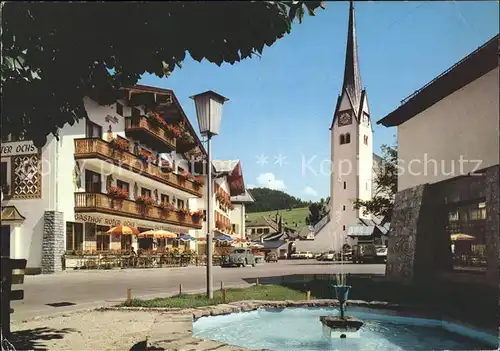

left=246, top=188, right=309, bottom=213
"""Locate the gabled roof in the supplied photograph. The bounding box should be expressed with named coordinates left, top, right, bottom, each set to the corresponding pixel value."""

left=212, top=160, right=246, bottom=197
left=377, top=34, right=499, bottom=127
left=348, top=217, right=390, bottom=237
left=260, top=240, right=287, bottom=249
left=231, top=189, right=255, bottom=203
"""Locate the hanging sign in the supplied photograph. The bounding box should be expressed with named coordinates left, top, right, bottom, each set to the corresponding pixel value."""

left=1, top=141, right=38, bottom=156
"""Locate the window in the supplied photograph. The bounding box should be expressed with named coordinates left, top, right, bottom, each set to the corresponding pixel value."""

left=160, top=194, right=169, bottom=204
left=121, top=235, right=132, bottom=250
left=177, top=199, right=185, bottom=209
left=203, top=210, right=207, bottom=222
left=364, top=135, right=368, bottom=145
left=85, top=120, right=102, bottom=138
left=117, top=180, right=129, bottom=193
left=116, top=103, right=123, bottom=116
left=85, top=170, right=101, bottom=193
left=257, top=228, right=263, bottom=234
left=251, top=229, right=256, bottom=234
left=65, top=222, right=83, bottom=251
left=343, top=225, right=346, bottom=231
left=96, top=225, right=110, bottom=251
left=340, top=135, right=345, bottom=145
left=343, top=205, right=346, bottom=211
left=141, top=187, right=152, bottom=197
left=366, top=182, right=368, bottom=190
left=264, top=228, right=270, bottom=234
left=448, top=211, right=459, bottom=222
left=232, top=224, right=237, bottom=233
left=343, top=182, right=346, bottom=189
left=345, top=133, right=351, bottom=144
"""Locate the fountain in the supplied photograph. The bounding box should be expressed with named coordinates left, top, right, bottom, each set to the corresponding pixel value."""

left=320, top=254, right=364, bottom=338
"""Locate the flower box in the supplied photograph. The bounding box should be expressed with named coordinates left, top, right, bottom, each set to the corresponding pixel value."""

left=110, top=138, right=130, bottom=152
left=160, top=160, right=173, bottom=172
left=166, top=124, right=182, bottom=138
left=159, top=202, right=176, bottom=212
left=107, top=186, right=129, bottom=199
left=193, top=176, right=204, bottom=187
left=177, top=208, right=190, bottom=219
left=191, top=210, right=205, bottom=222
left=180, top=170, right=193, bottom=180
left=146, top=112, right=165, bottom=129
left=136, top=195, right=156, bottom=207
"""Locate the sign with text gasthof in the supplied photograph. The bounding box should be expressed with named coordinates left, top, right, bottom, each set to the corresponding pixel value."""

left=1, top=141, right=38, bottom=157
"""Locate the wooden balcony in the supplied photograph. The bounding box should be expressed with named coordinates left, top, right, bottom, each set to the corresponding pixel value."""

left=125, top=117, right=176, bottom=152
left=74, top=192, right=202, bottom=229
left=74, top=138, right=203, bottom=197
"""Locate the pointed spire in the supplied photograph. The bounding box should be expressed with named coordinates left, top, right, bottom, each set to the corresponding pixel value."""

left=342, top=0, right=362, bottom=108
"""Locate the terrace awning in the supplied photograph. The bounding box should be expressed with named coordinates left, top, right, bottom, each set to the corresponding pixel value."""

left=178, top=234, right=196, bottom=241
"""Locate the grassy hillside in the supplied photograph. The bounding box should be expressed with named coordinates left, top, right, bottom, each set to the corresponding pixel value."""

left=246, top=207, right=309, bottom=228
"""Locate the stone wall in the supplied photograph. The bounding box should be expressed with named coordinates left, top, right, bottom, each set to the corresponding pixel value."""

left=41, top=211, right=65, bottom=274
left=484, top=165, right=499, bottom=284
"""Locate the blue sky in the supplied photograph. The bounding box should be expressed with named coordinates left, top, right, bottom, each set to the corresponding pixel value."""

left=140, top=1, right=499, bottom=201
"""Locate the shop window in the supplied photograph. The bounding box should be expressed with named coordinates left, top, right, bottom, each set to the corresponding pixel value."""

left=121, top=235, right=132, bottom=250
left=85, top=170, right=101, bottom=193
left=96, top=225, right=110, bottom=251
left=65, top=222, right=83, bottom=251
left=85, top=120, right=102, bottom=138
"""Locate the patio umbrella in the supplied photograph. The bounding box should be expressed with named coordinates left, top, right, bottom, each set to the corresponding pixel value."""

left=177, top=234, right=196, bottom=241
left=450, top=233, right=475, bottom=241
left=214, top=234, right=234, bottom=242
left=249, top=244, right=264, bottom=249
left=138, top=229, right=177, bottom=239
left=106, top=225, right=139, bottom=235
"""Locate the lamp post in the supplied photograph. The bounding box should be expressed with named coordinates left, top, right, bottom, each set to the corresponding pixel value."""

left=190, top=90, right=229, bottom=299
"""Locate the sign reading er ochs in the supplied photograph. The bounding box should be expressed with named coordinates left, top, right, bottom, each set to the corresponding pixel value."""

left=1, top=141, right=38, bottom=156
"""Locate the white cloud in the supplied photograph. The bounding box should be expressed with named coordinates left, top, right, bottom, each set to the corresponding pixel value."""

left=256, top=173, right=286, bottom=190
left=246, top=184, right=257, bottom=189
left=303, top=186, right=318, bottom=197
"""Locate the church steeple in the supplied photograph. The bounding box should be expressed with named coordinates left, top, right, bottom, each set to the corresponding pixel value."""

left=342, top=0, right=362, bottom=109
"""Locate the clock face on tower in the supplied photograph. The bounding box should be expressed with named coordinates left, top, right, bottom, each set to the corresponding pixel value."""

left=338, top=112, right=352, bottom=126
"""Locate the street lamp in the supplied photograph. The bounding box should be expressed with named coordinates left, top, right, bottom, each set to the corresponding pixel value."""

left=190, top=90, right=229, bottom=299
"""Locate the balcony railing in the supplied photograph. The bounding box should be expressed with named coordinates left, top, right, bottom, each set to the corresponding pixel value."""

left=125, top=117, right=176, bottom=151
left=74, top=138, right=203, bottom=197
left=74, top=192, right=202, bottom=229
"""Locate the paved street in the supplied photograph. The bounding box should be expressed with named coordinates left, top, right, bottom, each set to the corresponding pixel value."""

left=11, top=260, right=385, bottom=321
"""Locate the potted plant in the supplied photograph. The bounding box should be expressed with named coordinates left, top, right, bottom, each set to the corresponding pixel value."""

left=159, top=159, right=173, bottom=172
left=109, top=138, right=129, bottom=152
left=107, top=186, right=129, bottom=200
left=165, top=124, right=182, bottom=138
left=135, top=195, right=156, bottom=207
left=177, top=207, right=190, bottom=218
left=159, top=201, right=175, bottom=212
left=179, top=170, right=193, bottom=181
left=193, top=176, right=204, bottom=187
left=137, top=150, right=152, bottom=164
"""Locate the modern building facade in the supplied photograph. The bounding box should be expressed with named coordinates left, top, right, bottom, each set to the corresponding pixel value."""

left=377, top=34, right=499, bottom=285
left=1, top=85, right=208, bottom=274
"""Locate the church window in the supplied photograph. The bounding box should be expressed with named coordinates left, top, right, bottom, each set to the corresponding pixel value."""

left=343, top=182, right=346, bottom=189
left=343, top=205, right=346, bottom=211
left=343, top=225, right=346, bottom=231
left=340, top=134, right=345, bottom=145
left=364, top=135, right=368, bottom=145
left=345, top=133, right=351, bottom=144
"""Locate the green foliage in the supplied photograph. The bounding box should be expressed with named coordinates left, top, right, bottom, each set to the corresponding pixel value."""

left=305, top=197, right=330, bottom=226
left=122, top=284, right=307, bottom=308
left=2, top=1, right=324, bottom=147
left=247, top=207, right=310, bottom=227
left=246, top=188, right=309, bottom=213
left=353, top=144, right=397, bottom=224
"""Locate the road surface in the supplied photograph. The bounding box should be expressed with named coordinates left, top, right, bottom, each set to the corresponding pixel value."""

left=11, top=260, right=385, bottom=321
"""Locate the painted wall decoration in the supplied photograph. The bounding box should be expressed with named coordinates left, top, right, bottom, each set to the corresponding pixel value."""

left=12, top=154, right=42, bottom=199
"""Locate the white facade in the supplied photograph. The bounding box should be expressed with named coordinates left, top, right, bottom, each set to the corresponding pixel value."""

left=397, top=67, right=499, bottom=190
left=1, top=88, right=206, bottom=272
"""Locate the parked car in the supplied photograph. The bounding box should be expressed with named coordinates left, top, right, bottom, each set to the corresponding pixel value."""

left=335, top=249, right=352, bottom=261
left=221, top=248, right=256, bottom=267
left=265, top=252, right=278, bottom=263
left=375, top=245, right=387, bottom=263
left=352, top=244, right=376, bottom=264
left=318, top=251, right=335, bottom=261
left=290, top=252, right=300, bottom=259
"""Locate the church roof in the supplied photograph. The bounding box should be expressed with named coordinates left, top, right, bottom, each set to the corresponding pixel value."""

left=330, top=1, right=366, bottom=129
left=377, top=34, right=498, bottom=127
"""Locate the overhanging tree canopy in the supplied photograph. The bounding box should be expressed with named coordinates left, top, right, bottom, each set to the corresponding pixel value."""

left=2, top=1, right=324, bottom=147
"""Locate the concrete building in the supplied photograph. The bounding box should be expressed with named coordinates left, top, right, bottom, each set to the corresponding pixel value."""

left=1, top=85, right=209, bottom=274
left=377, top=34, right=499, bottom=285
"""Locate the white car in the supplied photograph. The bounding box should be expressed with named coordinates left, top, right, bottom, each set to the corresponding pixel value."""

left=303, top=251, right=314, bottom=259
left=290, top=252, right=300, bottom=259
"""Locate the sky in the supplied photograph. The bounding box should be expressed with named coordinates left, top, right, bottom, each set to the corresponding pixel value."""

left=139, top=1, right=499, bottom=201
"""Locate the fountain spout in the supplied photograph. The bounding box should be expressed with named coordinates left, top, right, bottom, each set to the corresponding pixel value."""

left=334, top=284, right=351, bottom=319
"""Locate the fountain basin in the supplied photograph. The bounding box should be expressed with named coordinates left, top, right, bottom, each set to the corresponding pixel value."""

left=320, top=315, right=364, bottom=331
left=193, top=305, right=498, bottom=351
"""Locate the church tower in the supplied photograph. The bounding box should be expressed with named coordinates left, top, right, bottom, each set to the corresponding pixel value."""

left=329, top=1, right=373, bottom=249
